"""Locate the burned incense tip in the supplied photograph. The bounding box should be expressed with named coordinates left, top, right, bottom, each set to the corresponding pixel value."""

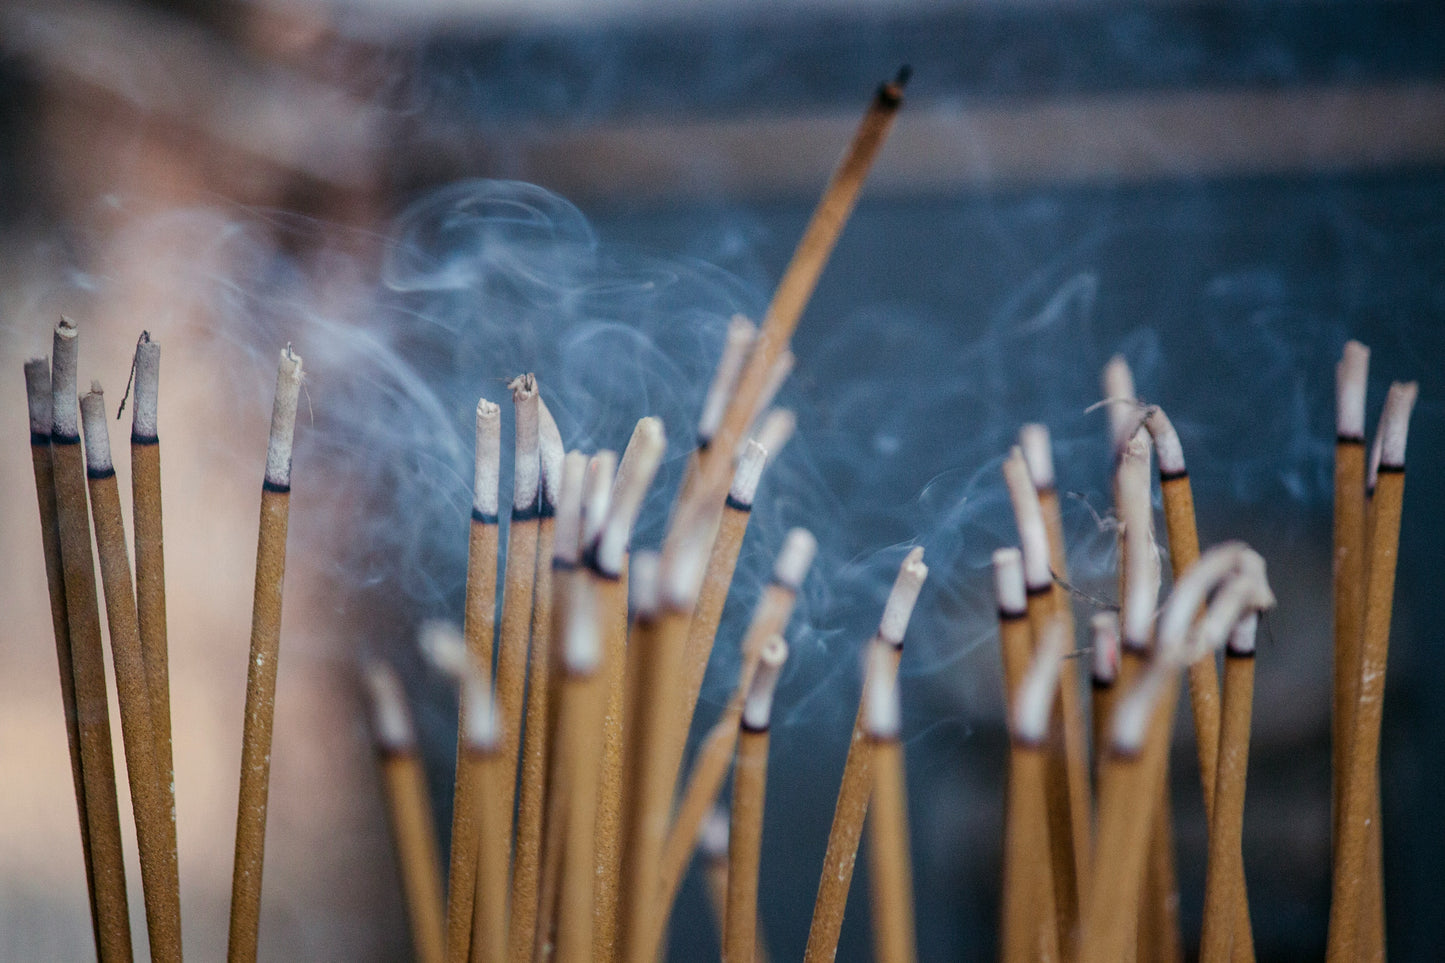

left=863, top=642, right=901, bottom=740
left=553, top=450, right=589, bottom=566
left=80, top=383, right=114, bottom=476
left=748, top=408, right=796, bottom=465
left=132, top=338, right=161, bottom=442
left=1110, top=661, right=1168, bottom=756
left=1226, top=612, right=1260, bottom=658
left=1102, top=354, right=1138, bottom=454
left=365, top=663, right=416, bottom=753
left=729, top=440, right=768, bottom=509
left=1019, top=424, right=1055, bottom=491
left=419, top=619, right=468, bottom=676
left=537, top=395, right=565, bottom=512
left=879, top=547, right=927, bottom=647
left=1336, top=340, right=1371, bottom=440
left=51, top=319, right=80, bottom=440
left=1013, top=618, right=1067, bottom=744
left=510, top=374, right=540, bottom=513
left=24, top=358, right=51, bottom=438
left=877, top=65, right=912, bottom=105
left=630, top=551, right=662, bottom=622
left=597, top=417, right=665, bottom=575
left=420, top=620, right=501, bottom=749
left=563, top=580, right=601, bottom=675
left=581, top=450, right=618, bottom=557
left=265, top=346, right=304, bottom=490
left=699, top=807, right=730, bottom=860
left=742, top=635, right=788, bottom=731
left=1118, top=431, right=1158, bottom=646
left=1003, top=447, right=1051, bottom=591
left=1377, top=380, right=1419, bottom=470
left=991, top=548, right=1027, bottom=617
left=699, top=314, right=757, bottom=446
left=661, top=509, right=714, bottom=611
left=1091, top=612, right=1121, bottom=684
left=474, top=399, right=502, bottom=520
left=773, top=528, right=818, bottom=593
left=1145, top=405, right=1186, bottom=477
left=1155, top=542, right=1267, bottom=665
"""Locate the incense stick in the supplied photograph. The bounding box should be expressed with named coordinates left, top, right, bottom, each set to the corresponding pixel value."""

left=50, top=321, right=133, bottom=962
left=445, top=397, right=500, bottom=963
left=725, top=636, right=787, bottom=963
left=129, top=335, right=179, bottom=912
left=864, top=642, right=917, bottom=963
left=993, top=548, right=1032, bottom=712
left=804, top=547, right=927, bottom=963
left=228, top=345, right=303, bottom=963
left=1089, top=613, right=1121, bottom=786
left=699, top=808, right=774, bottom=963
left=366, top=664, right=446, bottom=963
left=82, top=386, right=183, bottom=963
left=698, top=316, right=758, bottom=450
left=23, top=357, right=100, bottom=950
left=1328, top=381, right=1417, bottom=962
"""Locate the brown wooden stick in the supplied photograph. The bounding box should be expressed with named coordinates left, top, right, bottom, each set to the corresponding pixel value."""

left=24, top=357, right=100, bottom=950
left=724, top=638, right=786, bottom=963
left=1199, top=617, right=1258, bottom=962
left=228, top=346, right=303, bottom=963
left=366, top=665, right=446, bottom=963
left=128, top=336, right=179, bottom=922
left=82, top=387, right=182, bottom=963
left=699, top=809, right=774, bottom=963
left=803, top=548, right=927, bottom=963
left=49, top=321, right=133, bottom=963
left=444, top=398, right=500, bottom=963
left=863, top=644, right=917, bottom=963
left=1089, top=614, right=1121, bottom=788
left=1328, top=382, right=1416, bottom=962
left=993, top=549, right=1032, bottom=712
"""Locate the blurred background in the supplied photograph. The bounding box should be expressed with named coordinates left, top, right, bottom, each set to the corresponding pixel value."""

left=2, top=0, right=1443, bottom=959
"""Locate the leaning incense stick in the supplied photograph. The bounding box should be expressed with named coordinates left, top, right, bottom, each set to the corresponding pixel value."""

left=1328, top=381, right=1417, bottom=963
left=1003, top=446, right=1082, bottom=956
left=128, top=335, right=178, bottom=904
left=698, top=316, right=758, bottom=450
left=747, top=408, right=796, bottom=466
left=1089, top=613, right=1121, bottom=787
left=228, top=345, right=303, bottom=963
left=82, top=387, right=182, bottom=963
left=1331, top=342, right=1368, bottom=854
left=23, top=357, right=99, bottom=946
left=1003, top=620, right=1067, bottom=963
left=804, top=547, right=927, bottom=963
left=444, top=397, right=500, bottom=963
left=658, top=527, right=817, bottom=917
left=508, top=394, right=565, bottom=963
left=1020, top=425, right=1092, bottom=907
left=1199, top=614, right=1259, bottom=963
left=725, top=636, right=787, bottom=963
left=680, top=67, right=908, bottom=517
left=864, top=642, right=917, bottom=963
left=993, top=548, right=1032, bottom=711
left=699, top=809, right=774, bottom=963
left=366, top=664, right=446, bottom=963
left=49, top=321, right=133, bottom=962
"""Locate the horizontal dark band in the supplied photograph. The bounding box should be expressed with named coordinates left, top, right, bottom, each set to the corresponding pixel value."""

left=262, top=479, right=291, bottom=494
left=740, top=719, right=770, bottom=735
left=538, top=501, right=556, bottom=519
left=1378, top=463, right=1405, bottom=475
left=511, top=505, right=540, bottom=522
left=1159, top=468, right=1188, bottom=483
left=87, top=466, right=116, bottom=480
left=373, top=745, right=417, bottom=761
left=552, top=559, right=578, bottom=572
left=696, top=436, right=713, bottom=451
left=471, top=508, right=499, bottom=525
left=724, top=494, right=754, bottom=512
left=1225, top=648, right=1257, bottom=660
left=51, top=432, right=80, bottom=446
left=1026, top=583, right=1052, bottom=598
left=30, top=431, right=50, bottom=446
left=998, top=608, right=1027, bottom=623
left=1121, top=639, right=1150, bottom=656
left=1336, top=434, right=1366, bottom=446
left=130, top=434, right=159, bottom=447
left=587, top=555, right=622, bottom=581
left=1091, top=676, right=1116, bottom=689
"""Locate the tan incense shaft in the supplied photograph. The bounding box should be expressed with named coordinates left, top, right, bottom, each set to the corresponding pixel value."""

left=24, top=357, right=100, bottom=949
left=367, top=666, right=446, bottom=963
left=82, top=387, right=183, bottom=963
left=699, top=811, right=774, bottom=963
left=509, top=395, right=564, bottom=963
left=864, top=645, right=917, bottom=963
left=804, top=548, right=927, bottom=963
left=1328, top=383, right=1416, bottom=962
left=49, top=322, right=134, bottom=963
left=1089, top=614, right=1121, bottom=788
left=228, top=346, right=303, bottom=963
left=993, top=549, right=1032, bottom=714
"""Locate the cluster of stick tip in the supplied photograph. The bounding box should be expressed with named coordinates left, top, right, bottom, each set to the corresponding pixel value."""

left=993, top=345, right=1415, bottom=963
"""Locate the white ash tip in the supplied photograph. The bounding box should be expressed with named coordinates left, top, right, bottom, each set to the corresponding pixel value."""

left=132, top=337, right=161, bottom=440
left=1091, top=612, right=1121, bottom=683
left=991, top=548, right=1027, bottom=616
left=265, top=346, right=304, bottom=489
left=597, top=418, right=666, bottom=574
left=552, top=450, right=589, bottom=565
left=728, top=439, right=768, bottom=507
left=563, top=582, right=602, bottom=674
left=862, top=642, right=901, bottom=739
left=699, top=807, right=731, bottom=859
left=50, top=321, right=80, bottom=438
left=508, top=372, right=537, bottom=400
left=1155, top=542, right=1251, bottom=660
left=1103, top=355, right=1139, bottom=450
left=1012, top=618, right=1067, bottom=743
left=1144, top=406, right=1186, bottom=476
left=698, top=315, right=757, bottom=444
left=56, top=317, right=78, bottom=340
left=746, top=408, right=797, bottom=465
left=1377, top=381, right=1419, bottom=469
left=537, top=396, right=565, bottom=510
left=580, top=450, right=617, bottom=553
left=510, top=374, right=541, bottom=511
left=418, top=620, right=468, bottom=675
left=473, top=398, right=502, bottom=518
left=364, top=664, right=415, bottom=752
left=79, top=386, right=113, bottom=473
left=1227, top=612, right=1259, bottom=657
left=1336, top=340, right=1370, bottom=439
left=630, top=551, right=662, bottom=619
left=742, top=635, right=788, bottom=730
left=878, top=546, right=928, bottom=647
left=1109, top=663, right=1166, bottom=755
left=773, top=528, right=817, bottom=592
left=1003, top=447, right=1052, bottom=590
left=1019, top=424, right=1055, bottom=490
left=24, top=358, right=51, bottom=436
left=661, top=509, right=713, bottom=610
